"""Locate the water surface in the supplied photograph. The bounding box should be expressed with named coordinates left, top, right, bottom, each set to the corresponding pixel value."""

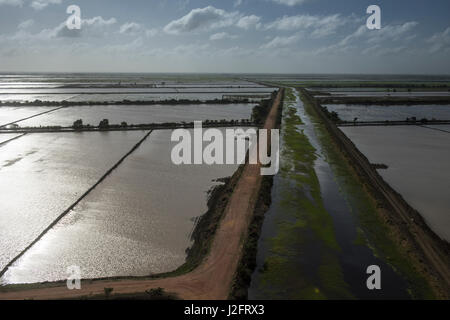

left=18, top=104, right=254, bottom=127
left=341, top=126, right=450, bottom=241
left=0, top=131, right=147, bottom=274
left=324, top=104, right=450, bottom=122
left=1, top=129, right=245, bottom=284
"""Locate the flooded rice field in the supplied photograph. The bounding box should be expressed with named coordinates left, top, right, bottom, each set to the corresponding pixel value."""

left=340, top=126, right=450, bottom=242
left=0, top=106, right=57, bottom=127
left=0, top=93, right=272, bottom=103
left=16, top=104, right=253, bottom=127
left=324, top=104, right=450, bottom=122
left=0, top=133, right=23, bottom=144
left=0, top=131, right=148, bottom=275
left=0, top=76, right=275, bottom=103
left=318, top=91, right=450, bottom=97
left=0, top=88, right=274, bottom=95
left=0, top=129, right=243, bottom=284
left=0, top=73, right=262, bottom=285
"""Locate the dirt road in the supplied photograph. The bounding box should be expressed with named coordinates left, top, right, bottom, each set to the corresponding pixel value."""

left=0, top=90, right=283, bottom=300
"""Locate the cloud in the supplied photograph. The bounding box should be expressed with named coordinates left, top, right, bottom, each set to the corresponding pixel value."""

left=266, top=14, right=348, bottom=38
left=0, top=0, right=23, bottom=6
left=30, top=0, right=61, bottom=10
left=45, top=16, right=117, bottom=38
left=18, top=19, right=34, bottom=29
left=367, top=21, right=418, bottom=44
left=164, top=6, right=238, bottom=34
left=260, top=33, right=302, bottom=49
left=361, top=45, right=409, bottom=57
left=315, top=22, right=419, bottom=55
left=120, top=22, right=143, bottom=35
left=119, top=22, right=158, bottom=38
left=145, top=28, right=158, bottom=38
left=272, top=0, right=309, bottom=6
left=237, top=15, right=261, bottom=30
left=339, top=22, right=418, bottom=47
left=209, top=32, right=238, bottom=41
left=427, top=27, right=450, bottom=53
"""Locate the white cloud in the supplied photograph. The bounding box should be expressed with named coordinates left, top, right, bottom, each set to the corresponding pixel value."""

left=427, top=27, right=450, bottom=53
left=120, top=22, right=143, bottom=35
left=119, top=22, right=158, bottom=38
left=30, top=0, right=61, bottom=10
left=261, top=33, right=301, bottom=49
left=315, top=22, right=419, bottom=55
left=339, top=22, right=418, bottom=47
left=44, top=16, right=117, bottom=38
left=266, top=14, right=348, bottom=38
left=145, top=28, right=158, bottom=38
left=237, top=15, right=261, bottom=30
left=272, top=0, right=309, bottom=6
left=18, top=19, right=34, bottom=29
left=209, top=32, right=238, bottom=41
left=367, top=21, right=418, bottom=44
left=0, top=0, right=23, bottom=6
left=234, top=0, right=243, bottom=7
left=361, top=45, right=409, bottom=57
left=164, top=6, right=238, bottom=34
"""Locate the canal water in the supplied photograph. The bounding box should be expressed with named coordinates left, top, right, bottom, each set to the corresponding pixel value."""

left=249, top=89, right=410, bottom=299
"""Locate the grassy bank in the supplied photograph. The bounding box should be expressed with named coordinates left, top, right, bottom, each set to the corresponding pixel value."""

left=229, top=175, right=274, bottom=300
left=249, top=88, right=353, bottom=299
left=300, top=89, right=436, bottom=299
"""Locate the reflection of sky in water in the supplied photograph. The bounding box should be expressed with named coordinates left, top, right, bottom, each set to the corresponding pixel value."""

left=325, top=104, right=450, bottom=121
left=1, top=129, right=248, bottom=284
left=18, top=104, right=253, bottom=127
left=341, top=126, right=450, bottom=242
left=317, top=91, right=450, bottom=97
left=0, top=86, right=275, bottom=103
left=0, top=134, right=22, bottom=144
left=0, top=131, right=147, bottom=277
left=0, top=106, right=56, bottom=126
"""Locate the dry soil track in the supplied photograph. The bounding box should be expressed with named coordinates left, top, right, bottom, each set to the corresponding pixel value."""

left=0, top=90, right=283, bottom=300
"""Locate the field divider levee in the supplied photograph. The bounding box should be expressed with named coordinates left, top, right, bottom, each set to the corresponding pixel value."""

left=0, top=90, right=283, bottom=300
left=0, top=130, right=153, bottom=279
left=300, top=88, right=450, bottom=298
left=0, top=91, right=273, bottom=95
left=0, top=122, right=256, bottom=135
left=419, top=125, right=450, bottom=134
left=0, top=133, right=27, bottom=147
left=0, top=106, right=67, bottom=128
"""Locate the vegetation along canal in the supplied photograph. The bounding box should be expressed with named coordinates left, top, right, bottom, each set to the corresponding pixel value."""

left=248, top=88, right=434, bottom=299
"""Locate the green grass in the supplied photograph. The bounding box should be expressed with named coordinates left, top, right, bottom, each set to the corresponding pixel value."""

left=300, top=90, right=436, bottom=299
left=253, top=90, right=353, bottom=299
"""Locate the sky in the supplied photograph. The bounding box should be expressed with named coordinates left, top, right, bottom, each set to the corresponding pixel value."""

left=0, top=0, right=449, bottom=74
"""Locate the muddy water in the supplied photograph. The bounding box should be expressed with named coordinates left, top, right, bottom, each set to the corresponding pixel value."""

left=0, top=131, right=148, bottom=275
left=249, top=90, right=409, bottom=299
left=341, top=126, right=450, bottom=242
left=1, top=129, right=243, bottom=284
